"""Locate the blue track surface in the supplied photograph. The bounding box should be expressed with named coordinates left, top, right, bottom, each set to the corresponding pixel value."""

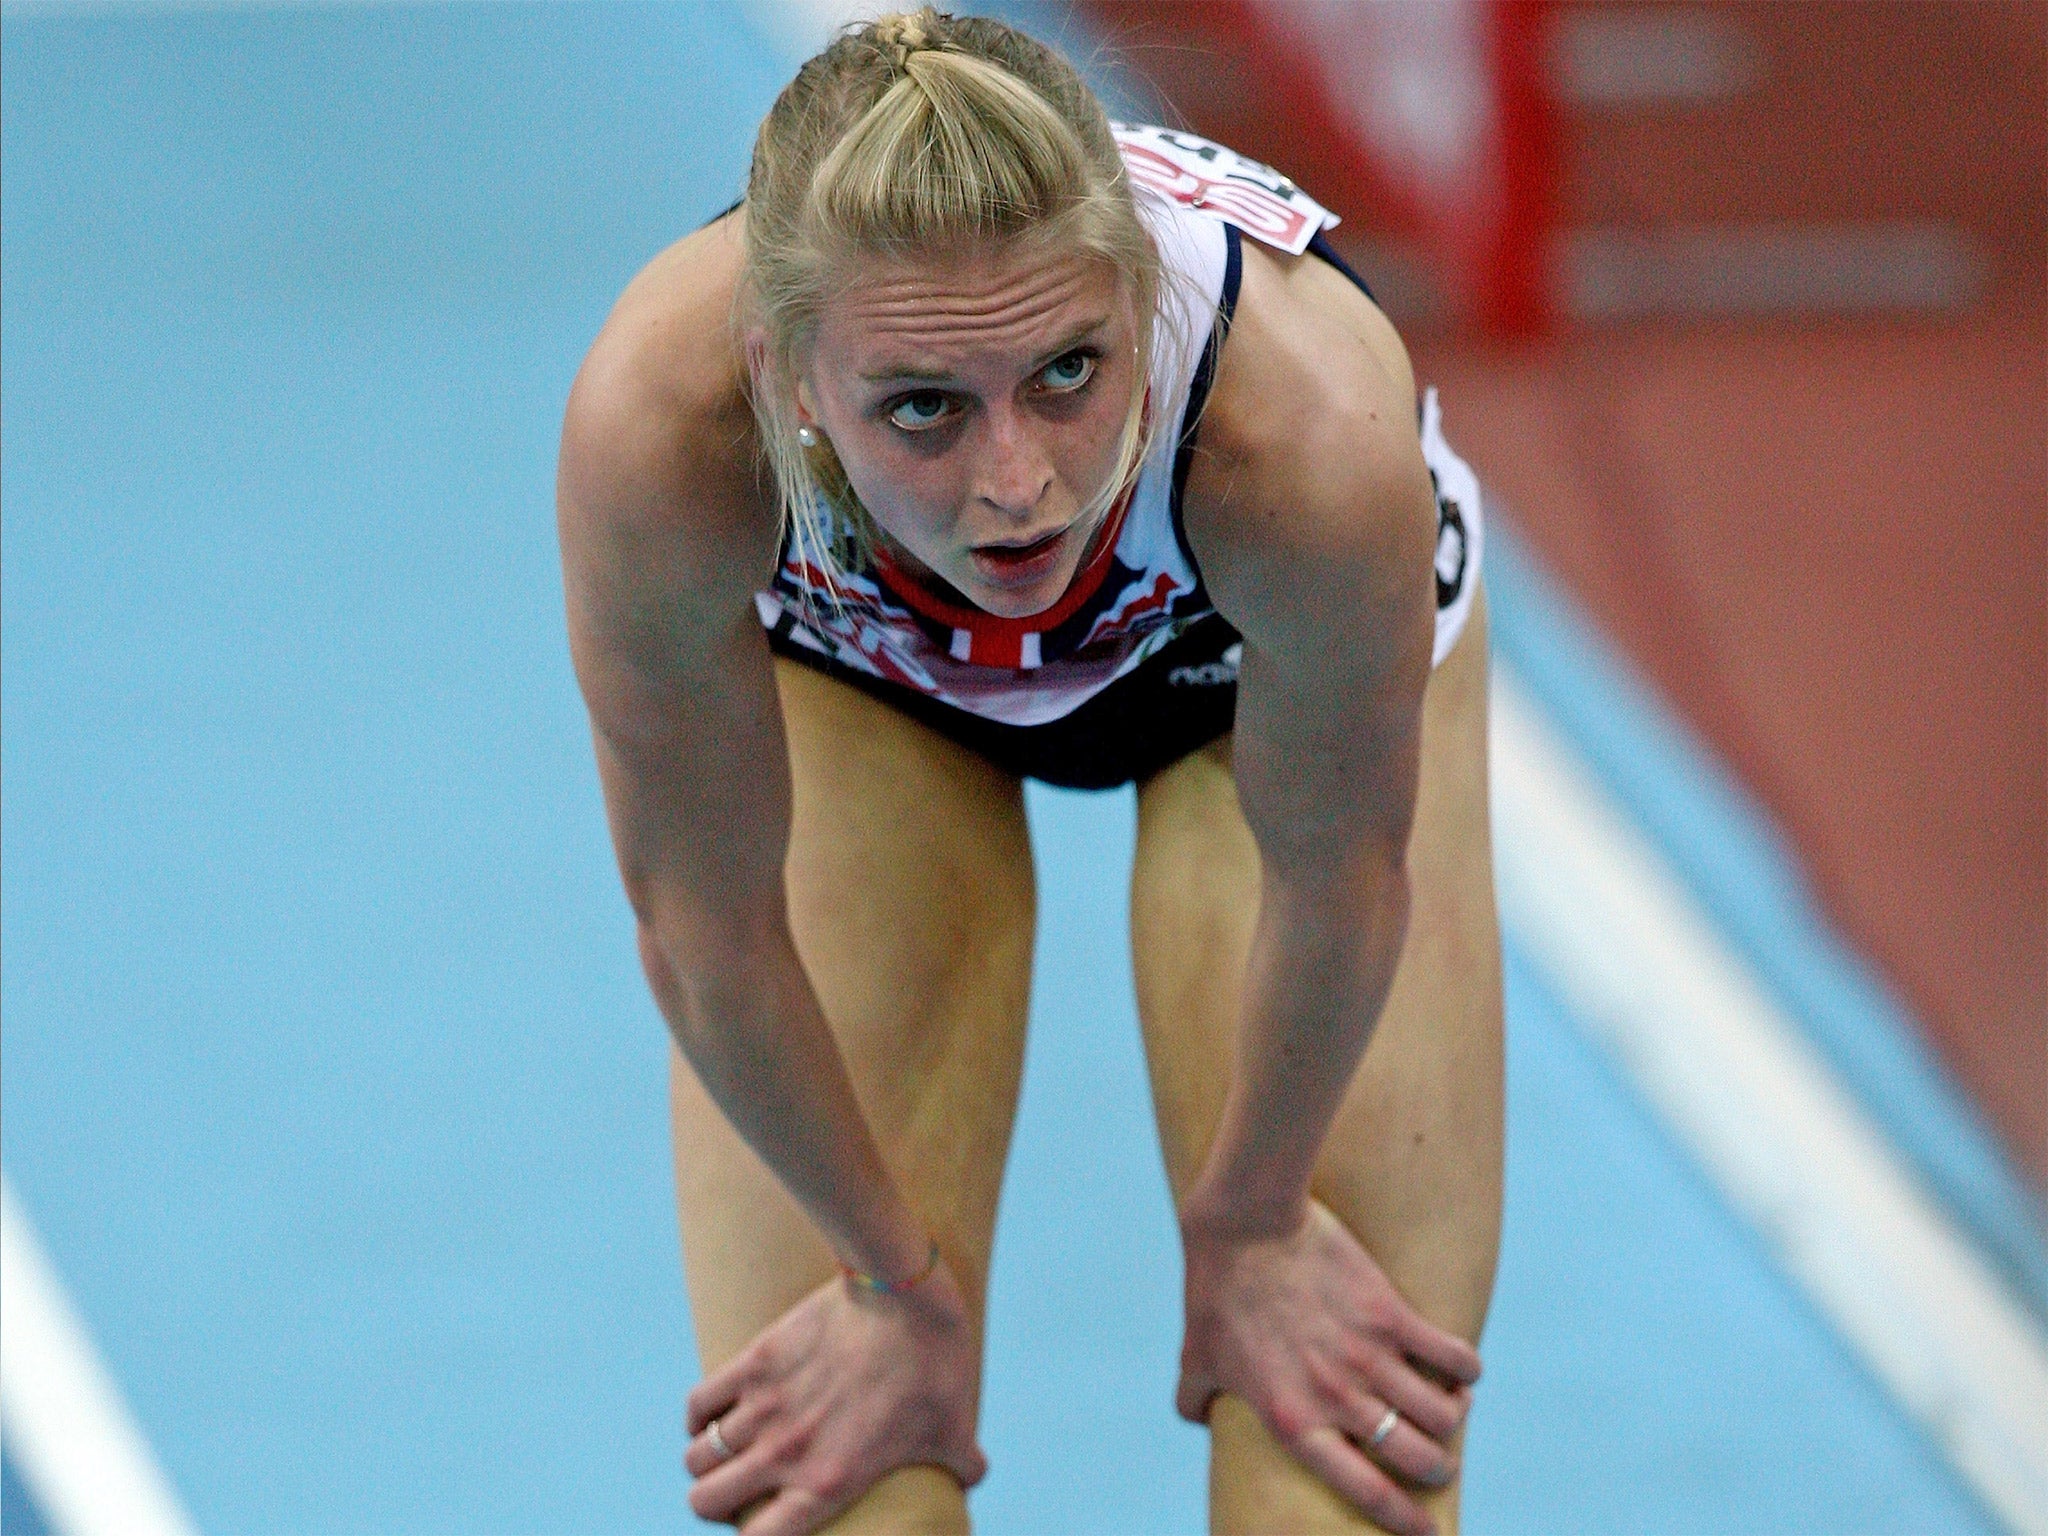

left=0, top=6, right=2002, bottom=1532
left=3, top=1450, right=54, bottom=1536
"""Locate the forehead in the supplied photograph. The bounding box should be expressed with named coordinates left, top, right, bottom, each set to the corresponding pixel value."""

left=815, top=239, right=1127, bottom=374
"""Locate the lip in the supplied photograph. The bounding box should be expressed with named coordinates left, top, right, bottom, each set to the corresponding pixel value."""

left=968, top=524, right=1072, bottom=589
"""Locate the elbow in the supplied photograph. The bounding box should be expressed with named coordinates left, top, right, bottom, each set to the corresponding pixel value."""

left=1260, top=829, right=1411, bottom=938
left=635, top=916, right=677, bottom=994
left=635, top=914, right=734, bottom=1068
left=632, top=884, right=790, bottom=1051
left=635, top=918, right=699, bottom=1045
left=633, top=887, right=768, bottom=975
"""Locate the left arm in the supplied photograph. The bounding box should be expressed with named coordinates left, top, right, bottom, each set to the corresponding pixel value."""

left=1172, top=247, right=1481, bottom=1534
left=1179, top=242, right=1437, bottom=1245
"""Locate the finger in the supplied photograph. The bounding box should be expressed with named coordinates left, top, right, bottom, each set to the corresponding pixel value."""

left=1368, top=1354, right=1470, bottom=1444
left=683, top=1393, right=775, bottom=1479
left=1175, top=1369, right=1220, bottom=1424
left=945, top=1439, right=990, bottom=1490
left=1399, top=1316, right=1481, bottom=1388
left=685, top=1353, right=757, bottom=1436
left=687, top=1439, right=785, bottom=1527
left=1339, top=1395, right=1456, bottom=1492
left=1292, top=1424, right=1434, bottom=1536
left=688, top=1334, right=781, bottom=1436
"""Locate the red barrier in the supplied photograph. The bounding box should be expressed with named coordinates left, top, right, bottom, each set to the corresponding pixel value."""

left=1082, top=0, right=1560, bottom=335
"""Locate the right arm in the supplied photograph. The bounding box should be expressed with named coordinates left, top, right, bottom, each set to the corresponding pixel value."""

left=555, top=269, right=930, bottom=1291
left=554, top=239, right=987, bottom=1531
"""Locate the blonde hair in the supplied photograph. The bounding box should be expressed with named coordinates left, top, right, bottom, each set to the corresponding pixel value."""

left=741, top=7, right=1173, bottom=593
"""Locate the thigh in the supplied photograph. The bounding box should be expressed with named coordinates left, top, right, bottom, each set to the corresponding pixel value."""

left=1131, top=591, right=1505, bottom=1536
left=670, top=658, right=1037, bottom=1534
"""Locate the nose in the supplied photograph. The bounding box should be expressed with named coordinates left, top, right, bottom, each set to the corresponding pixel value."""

left=973, top=404, right=1054, bottom=522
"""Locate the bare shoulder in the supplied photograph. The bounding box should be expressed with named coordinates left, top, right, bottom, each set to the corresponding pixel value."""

left=1179, top=240, right=1436, bottom=654
left=557, top=211, right=780, bottom=739
left=557, top=210, right=773, bottom=581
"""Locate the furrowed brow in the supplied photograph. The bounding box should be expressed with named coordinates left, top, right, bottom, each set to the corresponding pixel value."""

left=859, top=364, right=957, bottom=384
left=857, top=318, right=1114, bottom=387
left=1028, top=319, right=1111, bottom=373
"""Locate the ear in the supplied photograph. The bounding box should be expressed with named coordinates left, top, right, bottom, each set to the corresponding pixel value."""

left=746, top=328, right=821, bottom=431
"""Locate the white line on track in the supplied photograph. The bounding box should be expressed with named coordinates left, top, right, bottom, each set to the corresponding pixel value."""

left=0, top=1173, right=200, bottom=1536
left=1491, top=667, right=2048, bottom=1536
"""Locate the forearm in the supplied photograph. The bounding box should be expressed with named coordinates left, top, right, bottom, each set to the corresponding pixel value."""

left=1184, top=852, right=1411, bottom=1237
left=641, top=900, right=931, bottom=1284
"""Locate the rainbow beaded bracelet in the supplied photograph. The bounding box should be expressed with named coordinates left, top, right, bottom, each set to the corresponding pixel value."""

left=839, top=1237, right=941, bottom=1297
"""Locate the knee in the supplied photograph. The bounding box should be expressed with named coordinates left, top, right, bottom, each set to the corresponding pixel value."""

left=1208, top=1394, right=1462, bottom=1536
left=776, top=1465, right=968, bottom=1536
left=1210, top=1393, right=1360, bottom=1535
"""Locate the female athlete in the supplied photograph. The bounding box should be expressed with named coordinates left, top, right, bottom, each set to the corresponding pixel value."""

left=556, top=10, right=1502, bottom=1534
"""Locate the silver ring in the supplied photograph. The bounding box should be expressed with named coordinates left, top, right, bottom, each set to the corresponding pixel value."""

left=1369, top=1408, right=1399, bottom=1448
left=706, top=1418, right=735, bottom=1462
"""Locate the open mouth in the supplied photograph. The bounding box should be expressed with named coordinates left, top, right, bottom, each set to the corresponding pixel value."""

left=970, top=523, right=1071, bottom=585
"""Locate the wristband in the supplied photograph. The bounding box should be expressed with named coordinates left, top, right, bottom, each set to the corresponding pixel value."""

left=839, top=1236, right=941, bottom=1297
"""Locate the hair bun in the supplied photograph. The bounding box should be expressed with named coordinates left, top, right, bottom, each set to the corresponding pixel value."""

left=870, top=10, right=933, bottom=70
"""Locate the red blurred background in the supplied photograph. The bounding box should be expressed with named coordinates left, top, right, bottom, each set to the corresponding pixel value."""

left=1084, top=0, right=2047, bottom=1188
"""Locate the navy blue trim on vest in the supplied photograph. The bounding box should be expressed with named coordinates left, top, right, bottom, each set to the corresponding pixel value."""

left=1167, top=223, right=1243, bottom=594
left=1305, top=228, right=1377, bottom=302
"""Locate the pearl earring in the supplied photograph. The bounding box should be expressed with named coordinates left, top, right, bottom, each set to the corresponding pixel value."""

left=796, top=425, right=818, bottom=449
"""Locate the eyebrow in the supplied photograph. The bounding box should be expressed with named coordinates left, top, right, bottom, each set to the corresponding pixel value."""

left=858, top=318, right=1112, bottom=386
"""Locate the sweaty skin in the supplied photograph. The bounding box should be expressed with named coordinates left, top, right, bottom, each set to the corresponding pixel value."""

left=557, top=208, right=1500, bottom=1536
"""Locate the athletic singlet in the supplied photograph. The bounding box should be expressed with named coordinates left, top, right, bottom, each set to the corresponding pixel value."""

left=754, top=123, right=1484, bottom=731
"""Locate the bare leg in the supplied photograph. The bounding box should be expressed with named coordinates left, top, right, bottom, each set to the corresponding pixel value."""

left=1131, top=593, right=1505, bottom=1534
left=669, top=659, right=1037, bottom=1532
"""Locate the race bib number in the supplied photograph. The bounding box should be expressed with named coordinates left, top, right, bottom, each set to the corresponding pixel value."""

left=1112, top=122, right=1340, bottom=256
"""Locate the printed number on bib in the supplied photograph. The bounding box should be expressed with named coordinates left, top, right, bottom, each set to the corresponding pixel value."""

left=1112, top=122, right=1339, bottom=256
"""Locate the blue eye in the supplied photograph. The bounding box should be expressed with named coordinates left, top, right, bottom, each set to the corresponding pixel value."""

left=1041, top=351, right=1096, bottom=391
left=888, top=391, right=954, bottom=431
